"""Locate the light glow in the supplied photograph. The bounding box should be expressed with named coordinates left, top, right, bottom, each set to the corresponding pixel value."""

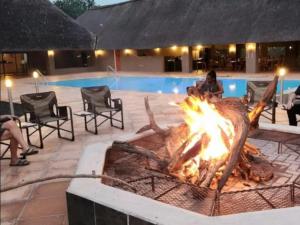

left=124, top=49, right=133, bottom=55
left=47, top=50, right=54, bottom=57
left=181, top=46, right=189, bottom=53
left=154, top=48, right=161, bottom=53
left=229, top=83, right=236, bottom=91
left=229, top=44, right=236, bottom=53
left=95, top=49, right=105, bottom=57
left=196, top=45, right=203, bottom=50
left=277, top=67, right=287, bottom=77
left=171, top=45, right=178, bottom=51
left=32, top=71, right=39, bottom=79
left=172, top=87, right=179, bottom=94
left=5, top=79, right=13, bottom=88
left=246, top=43, right=256, bottom=51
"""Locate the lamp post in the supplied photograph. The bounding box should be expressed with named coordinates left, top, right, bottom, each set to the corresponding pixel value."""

left=32, top=70, right=39, bottom=93
left=5, top=78, right=14, bottom=116
left=277, top=67, right=287, bottom=104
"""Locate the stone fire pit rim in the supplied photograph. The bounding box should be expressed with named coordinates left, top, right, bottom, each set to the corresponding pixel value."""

left=67, top=125, right=300, bottom=225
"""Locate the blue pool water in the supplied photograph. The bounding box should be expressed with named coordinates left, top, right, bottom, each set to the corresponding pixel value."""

left=48, top=76, right=300, bottom=98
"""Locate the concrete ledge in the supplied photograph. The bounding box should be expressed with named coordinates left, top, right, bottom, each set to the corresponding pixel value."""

left=67, top=133, right=300, bottom=225
left=259, top=122, right=300, bottom=134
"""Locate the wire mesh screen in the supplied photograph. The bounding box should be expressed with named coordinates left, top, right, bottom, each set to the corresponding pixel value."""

left=112, top=175, right=297, bottom=216
left=215, top=185, right=293, bottom=215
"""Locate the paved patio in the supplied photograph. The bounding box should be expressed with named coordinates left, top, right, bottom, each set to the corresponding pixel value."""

left=1, top=72, right=299, bottom=225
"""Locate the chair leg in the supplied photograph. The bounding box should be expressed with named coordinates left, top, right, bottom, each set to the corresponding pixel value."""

left=272, top=106, right=276, bottom=124
left=57, top=120, right=61, bottom=138
left=121, top=109, right=124, bottom=129
left=94, top=115, right=98, bottom=135
left=110, top=111, right=113, bottom=126
left=38, top=124, right=44, bottom=149
left=70, top=115, right=75, bottom=141
left=0, top=145, right=11, bottom=160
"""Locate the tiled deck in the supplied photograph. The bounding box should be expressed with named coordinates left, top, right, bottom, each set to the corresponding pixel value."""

left=1, top=72, right=299, bottom=225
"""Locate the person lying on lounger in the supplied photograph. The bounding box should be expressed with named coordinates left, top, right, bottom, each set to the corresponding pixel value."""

left=187, top=70, right=224, bottom=98
left=0, top=115, right=38, bottom=166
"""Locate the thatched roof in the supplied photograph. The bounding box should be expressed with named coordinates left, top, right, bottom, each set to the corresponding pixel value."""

left=0, top=0, right=95, bottom=52
left=77, top=0, right=300, bottom=50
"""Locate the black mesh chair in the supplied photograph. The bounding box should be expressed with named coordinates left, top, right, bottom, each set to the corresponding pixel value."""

left=79, top=86, right=124, bottom=134
left=20, top=91, right=74, bottom=148
left=247, top=81, right=278, bottom=123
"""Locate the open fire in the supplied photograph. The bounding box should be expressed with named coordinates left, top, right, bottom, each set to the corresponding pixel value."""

left=173, top=97, right=235, bottom=184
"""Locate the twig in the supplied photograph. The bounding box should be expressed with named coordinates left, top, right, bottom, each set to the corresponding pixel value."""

left=136, top=97, right=169, bottom=137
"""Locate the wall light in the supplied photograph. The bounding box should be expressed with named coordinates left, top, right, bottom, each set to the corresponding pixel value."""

left=154, top=48, right=161, bottom=53
left=95, top=49, right=105, bottom=57
left=171, top=45, right=178, bottom=51
left=124, top=49, right=132, bottom=55
left=181, top=46, right=189, bottom=54
left=47, top=50, right=55, bottom=57
left=246, top=43, right=256, bottom=51
left=229, top=44, right=236, bottom=54
left=196, top=45, right=203, bottom=50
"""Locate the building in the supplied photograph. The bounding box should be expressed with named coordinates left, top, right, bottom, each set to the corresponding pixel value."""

left=0, top=0, right=95, bottom=76
left=77, top=0, right=300, bottom=74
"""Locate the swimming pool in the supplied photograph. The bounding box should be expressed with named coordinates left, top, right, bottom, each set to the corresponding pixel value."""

left=48, top=76, right=300, bottom=98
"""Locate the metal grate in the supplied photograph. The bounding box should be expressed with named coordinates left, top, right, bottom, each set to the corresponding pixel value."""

left=215, top=185, right=293, bottom=215
left=112, top=174, right=298, bottom=216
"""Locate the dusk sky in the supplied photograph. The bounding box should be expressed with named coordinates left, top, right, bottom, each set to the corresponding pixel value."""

left=95, top=0, right=129, bottom=6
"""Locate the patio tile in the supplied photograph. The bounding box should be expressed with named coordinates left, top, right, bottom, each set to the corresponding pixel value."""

left=20, top=196, right=67, bottom=220
left=1, top=186, right=33, bottom=204
left=31, top=181, right=70, bottom=199
left=16, top=215, right=65, bottom=225
left=1, top=201, right=25, bottom=222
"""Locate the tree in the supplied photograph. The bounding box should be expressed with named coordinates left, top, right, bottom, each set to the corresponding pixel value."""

left=54, top=0, right=95, bottom=19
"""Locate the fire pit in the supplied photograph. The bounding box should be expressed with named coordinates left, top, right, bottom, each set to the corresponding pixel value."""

left=66, top=129, right=300, bottom=225
left=67, top=76, right=300, bottom=225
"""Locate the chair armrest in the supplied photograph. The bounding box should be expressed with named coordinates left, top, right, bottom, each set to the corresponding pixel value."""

left=57, top=106, right=72, bottom=119
left=112, top=98, right=123, bottom=109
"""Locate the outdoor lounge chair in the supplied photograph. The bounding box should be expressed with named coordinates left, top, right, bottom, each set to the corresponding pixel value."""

left=78, top=86, right=124, bottom=134
left=20, top=91, right=74, bottom=148
left=246, top=81, right=278, bottom=123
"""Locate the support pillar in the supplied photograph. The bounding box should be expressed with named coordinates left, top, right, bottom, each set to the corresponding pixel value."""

left=114, top=50, right=121, bottom=71
left=246, top=43, right=258, bottom=73
left=47, top=50, right=55, bottom=75
left=181, top=46, right=193, bottom=73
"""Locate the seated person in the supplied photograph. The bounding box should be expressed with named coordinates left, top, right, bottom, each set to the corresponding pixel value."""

left=283, top=85, right=300, bottom=126
left=0, top=115, right=38, bottom=166
left=187, top=70, right=224, bottom=98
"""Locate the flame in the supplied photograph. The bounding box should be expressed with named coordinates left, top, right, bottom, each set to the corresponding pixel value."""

left=176, top=96, right=235, bottom=182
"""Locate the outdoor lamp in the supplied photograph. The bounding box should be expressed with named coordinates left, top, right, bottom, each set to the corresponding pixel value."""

left=278, top=67, right=287, bottom=77
left=32, top=70, right=40, bottom=93
left=5, top=78, right=15, bottom=115
left=277, top=67, right=288, bottom=104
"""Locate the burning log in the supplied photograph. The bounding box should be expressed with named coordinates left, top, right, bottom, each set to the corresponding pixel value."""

left=131, top=75, right=279, bottom=190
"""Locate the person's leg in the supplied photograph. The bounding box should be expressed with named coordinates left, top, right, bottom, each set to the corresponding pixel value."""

left=2, top=120, right=29, bottom=151
left=1, top=130, right=19, bottom=164
left=287, top=108, right=297, bottom=126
